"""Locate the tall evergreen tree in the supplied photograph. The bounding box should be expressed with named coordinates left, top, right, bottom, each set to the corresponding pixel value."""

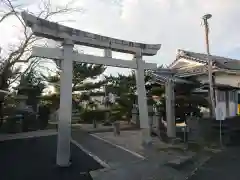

left=149, top=77, right=208, bottom=120
left=45, top=62, right=106, bottom=107
left=106, top=72, right=208, bottom=122
left=104, top=70, right=152, bottom=121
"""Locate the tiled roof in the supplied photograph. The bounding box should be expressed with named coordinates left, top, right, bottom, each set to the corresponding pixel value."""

left=150, top=69, right=195, bottom=84
left=201, top=83, right=240, bottom=90
left=173, top=49, right=240, bottom=70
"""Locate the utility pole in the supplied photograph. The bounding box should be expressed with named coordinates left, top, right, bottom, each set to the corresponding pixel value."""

left=202, top=14, right=215, bottom=118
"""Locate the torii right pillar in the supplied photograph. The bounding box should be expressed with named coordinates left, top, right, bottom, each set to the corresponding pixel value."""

left=165, top=79, right=176, bottom=138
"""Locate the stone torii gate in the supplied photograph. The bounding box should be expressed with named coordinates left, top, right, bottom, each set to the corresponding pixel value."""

left=21, top=12, right=161, bottom=167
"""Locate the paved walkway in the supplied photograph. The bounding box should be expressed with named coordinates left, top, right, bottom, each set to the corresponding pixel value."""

left=72, top=130, right=143, bottom=168
left=189, top=147, right=240, bottom=180
left=92, top=131, right=144, bottom=155
left=73, top=130, right=200, bottom=180
left=91, top=130, right=193, bottom=163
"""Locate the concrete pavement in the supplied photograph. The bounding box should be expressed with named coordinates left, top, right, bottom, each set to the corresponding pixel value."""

left=189, top=147, right=240, bottom=180
left=90, top=160, right=186, bottom=180
left=72, top=129, right=204, bottom=180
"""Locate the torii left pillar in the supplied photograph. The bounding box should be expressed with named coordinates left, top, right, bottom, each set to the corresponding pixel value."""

left=135, top=50, right=152, bottom=145
left=56, top=39, right=74, bottom=167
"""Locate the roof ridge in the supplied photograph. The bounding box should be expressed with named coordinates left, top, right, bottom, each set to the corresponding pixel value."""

left=169, top=49, right=240, bottom=70
left=178, top=49, right=239, bottom=62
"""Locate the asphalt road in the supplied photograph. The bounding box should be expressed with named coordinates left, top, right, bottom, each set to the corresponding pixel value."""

left=0, top=135, right=103, bottom=180
left=190, top=147, right=240, bottom=180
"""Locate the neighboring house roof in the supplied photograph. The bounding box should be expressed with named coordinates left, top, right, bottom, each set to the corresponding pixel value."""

left=200, top=83, right=240, bottom=91
left=148, top=50, right=240, bottom=90
left=150, top=69, right=239, bottom=90
left=170, top=49, right=240, bottom=71
left=150, top=69, right=195, bottom=85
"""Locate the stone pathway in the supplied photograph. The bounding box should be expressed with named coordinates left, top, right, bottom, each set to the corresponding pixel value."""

left=91, top=160, right=186, bottom=180
left=73, top=130, right=205, bottom=180
left=71, top=130, right=143, bottom=168
left=92, top=130, right=194, bottom=163
left=91, top=131, right=144, bottom=155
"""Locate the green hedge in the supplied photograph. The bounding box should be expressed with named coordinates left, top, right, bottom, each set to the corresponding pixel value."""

left=109, top=110, right=122, bottom=121
left=80, top=109, right=110, bottom=123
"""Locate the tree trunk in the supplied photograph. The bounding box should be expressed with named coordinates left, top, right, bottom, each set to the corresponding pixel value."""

left=93, top=119, right=97, bottom=128
left=0, top=102, right=3, bottom=128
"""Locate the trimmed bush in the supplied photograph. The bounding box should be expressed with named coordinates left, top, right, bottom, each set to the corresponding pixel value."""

left=38, top=105, right=50, bottom=130
left=80, top=109, right=109, bottom=123
left=5, top=116, right=22, bottom=133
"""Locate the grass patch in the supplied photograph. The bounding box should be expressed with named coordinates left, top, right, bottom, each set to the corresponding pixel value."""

left=156, top=144, right=187, bottom=153
left=187, top=142, right=203, bottom=152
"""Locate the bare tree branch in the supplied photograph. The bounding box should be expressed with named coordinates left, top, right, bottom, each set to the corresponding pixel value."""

left=0, top=10, right=14, bottom=23
left=0, top=0, right=83, bottom=90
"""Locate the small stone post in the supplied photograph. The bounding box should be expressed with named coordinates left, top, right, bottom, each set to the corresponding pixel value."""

left=153, top=108, right=161, bottom=136
left=131, top=105, right=139, bottom=127
left=113, top=121, right=120, bottom=136
left=148, top=105, right=154, bottom=135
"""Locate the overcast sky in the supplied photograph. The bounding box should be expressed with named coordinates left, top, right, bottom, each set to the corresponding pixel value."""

left=1, top=0, right=240, bottom=75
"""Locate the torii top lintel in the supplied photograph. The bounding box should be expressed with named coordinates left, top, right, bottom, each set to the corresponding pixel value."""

left=21, top=12, right=161, bottom=56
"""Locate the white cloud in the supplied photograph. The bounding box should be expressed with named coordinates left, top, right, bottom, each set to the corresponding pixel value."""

left=1, top=0, right=240, bottom=75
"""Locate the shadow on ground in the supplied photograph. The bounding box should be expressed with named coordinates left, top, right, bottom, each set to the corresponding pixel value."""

left=0, top=135, right=103, bottom=180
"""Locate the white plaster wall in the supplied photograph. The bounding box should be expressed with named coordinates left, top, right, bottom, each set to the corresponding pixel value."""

left=195, top=73, right=240, bottom=88
left=214, top=74, right=240, bottom=87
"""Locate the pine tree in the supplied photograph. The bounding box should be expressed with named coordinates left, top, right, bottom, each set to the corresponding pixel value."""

left=149, top=77, right=208, bottom=120
left=107, top=72, right=208, bottom=122
left=105, top=70, right=152, bottom=122
left=45, top=62, right=106, bottom=108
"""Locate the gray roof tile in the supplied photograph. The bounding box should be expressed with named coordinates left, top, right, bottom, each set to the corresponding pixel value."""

left=176, top=49, right=240, bottom=70
left=151, top=70, right=195, bottom=84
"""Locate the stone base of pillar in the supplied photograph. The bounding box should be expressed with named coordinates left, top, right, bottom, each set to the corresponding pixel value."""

left=141, top=128, right=152, bottom=147
left=167, top=137, right=182, bottom=145
left=56, top=161, right=72, bottom=168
